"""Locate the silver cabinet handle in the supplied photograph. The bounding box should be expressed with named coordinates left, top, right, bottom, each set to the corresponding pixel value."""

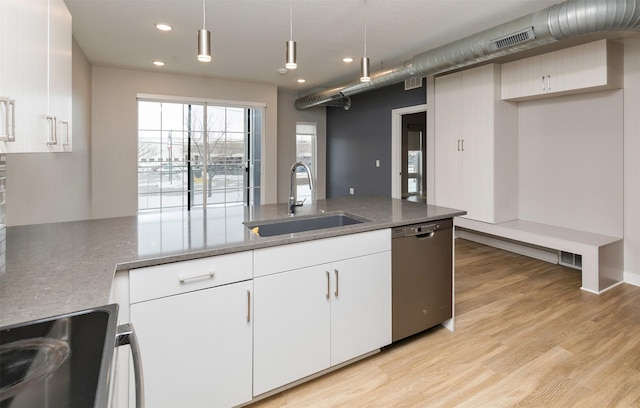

left=326, top=271, right=330, bottom=299
left=46, top=115, right=57, bottom=145
left=461, top=139, right=464, bottom=152
left=0, top=98, right=15, bottom=142
left=61, top=121, right=70, bottom=145
left=547, top=75, right=551, bottom=91
left=8, top=100, right=15, bottom=141
left=457, top=139, right=461, bottom=151
left=247, top=290, right=251, bottom=322
left=116, top=323, right=145, bottom=408
left=542, top=76, right=546, bottom=91
left=334, top=269, right=339, bottom=298
left=178, top=271, right=214, bottom=283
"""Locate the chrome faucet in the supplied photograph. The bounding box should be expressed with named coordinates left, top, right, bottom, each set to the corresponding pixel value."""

left=289, top=161, right=314, bottom=216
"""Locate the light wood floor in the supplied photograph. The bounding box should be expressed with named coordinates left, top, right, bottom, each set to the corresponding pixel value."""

left=248, top=239, right=640, bottom=408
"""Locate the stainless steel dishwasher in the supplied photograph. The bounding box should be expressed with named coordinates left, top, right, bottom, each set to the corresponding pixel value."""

left=392, top=218, right=453, bottom=342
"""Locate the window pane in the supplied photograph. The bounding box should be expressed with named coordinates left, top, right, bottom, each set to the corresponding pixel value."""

left=296, top=122, right=317, bottom=203
left=138, top=100, right=262, bottom=211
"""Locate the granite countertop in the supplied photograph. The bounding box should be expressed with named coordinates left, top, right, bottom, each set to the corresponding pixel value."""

left=0, top=196, right=465, bottom=327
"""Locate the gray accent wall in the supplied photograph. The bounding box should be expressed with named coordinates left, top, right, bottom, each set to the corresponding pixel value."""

left=326, top=81, right=426, bottom=198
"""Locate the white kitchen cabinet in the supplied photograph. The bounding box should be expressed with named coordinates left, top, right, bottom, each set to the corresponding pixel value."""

left=330, top=252, right=391, bottom=366
left=501, top=39, right=623, bottom=101
left=434, top=63, right=518, bottom=224
left=127, top=251, right=253, bottom=408
left=48, top=0, right=73, bottom=151
left=253, top=264, right=331, bottom=396
left=0, top=0, right=72, bottom=153
left=253, top=230, right=392, bottom=396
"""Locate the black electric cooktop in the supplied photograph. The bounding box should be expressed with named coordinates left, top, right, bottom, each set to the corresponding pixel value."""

left=0, top=304, right=119, bottom=408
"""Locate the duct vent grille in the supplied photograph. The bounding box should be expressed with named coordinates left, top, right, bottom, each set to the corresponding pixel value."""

left=489, top=27, right=536, bottom=51
left=559, top=251, right=582, bottom=270
left=404, top=77, right=423, bottom=90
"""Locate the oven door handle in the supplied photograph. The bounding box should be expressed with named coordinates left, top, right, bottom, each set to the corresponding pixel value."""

left=116, top=323, right=145, bottom=408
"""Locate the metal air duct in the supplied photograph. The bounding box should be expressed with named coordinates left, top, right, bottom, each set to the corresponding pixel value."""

left=294, top=0, right=640, bottom=110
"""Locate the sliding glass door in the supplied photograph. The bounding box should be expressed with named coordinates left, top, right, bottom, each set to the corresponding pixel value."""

left=138, top=99, right=262, bottom=212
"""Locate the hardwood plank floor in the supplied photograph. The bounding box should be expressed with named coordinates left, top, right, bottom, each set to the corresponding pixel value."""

left=247, top=239, right=640, bottom=407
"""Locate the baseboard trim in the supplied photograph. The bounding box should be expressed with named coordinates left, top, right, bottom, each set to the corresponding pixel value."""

left=624, top=271, right=640, bottom=288
left=458, top=229, right=559, bottom=264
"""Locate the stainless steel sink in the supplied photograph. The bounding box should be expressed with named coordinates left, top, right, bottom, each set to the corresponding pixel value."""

left=245, top=212, right=369, bottom=237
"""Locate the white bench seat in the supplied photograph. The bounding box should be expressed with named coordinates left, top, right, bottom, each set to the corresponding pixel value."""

left=455, top=218, right=623, bottom=294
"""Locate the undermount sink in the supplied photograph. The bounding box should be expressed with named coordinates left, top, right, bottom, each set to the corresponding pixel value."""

left=245, top=212, right=369, bottom=237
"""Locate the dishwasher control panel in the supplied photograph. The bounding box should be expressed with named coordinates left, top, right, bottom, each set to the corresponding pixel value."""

left=392, top=219, right=452, bottom=238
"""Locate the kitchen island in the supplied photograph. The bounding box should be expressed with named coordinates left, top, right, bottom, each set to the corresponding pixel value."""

left=1, top=196, right=464, bottom=327
left=2, top=196, right=464, bottom=407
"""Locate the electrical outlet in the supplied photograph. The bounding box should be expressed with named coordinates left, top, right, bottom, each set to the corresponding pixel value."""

left=349, top=187, right=355, bottom=195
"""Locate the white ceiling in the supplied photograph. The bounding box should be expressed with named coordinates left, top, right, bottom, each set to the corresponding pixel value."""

left=64, top=0, right=562, bottom=94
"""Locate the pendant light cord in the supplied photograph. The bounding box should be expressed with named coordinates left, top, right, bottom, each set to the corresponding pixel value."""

left=363, top=0, right=367, bottom=57
left=202, top=0, right=206, bottom=29
left=289, top=0, right=293, bottom=41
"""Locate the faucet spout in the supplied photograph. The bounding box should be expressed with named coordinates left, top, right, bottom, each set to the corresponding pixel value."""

left=289, top=161, right=314, bottom=216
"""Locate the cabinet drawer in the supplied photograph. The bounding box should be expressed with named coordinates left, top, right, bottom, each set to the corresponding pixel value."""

left=130, top=251, right=252, bottom=303
left=253, top=229, right=391, bottom=278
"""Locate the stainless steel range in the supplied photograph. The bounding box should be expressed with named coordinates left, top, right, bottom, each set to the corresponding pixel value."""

left=0, top=304, right=144, bottom=408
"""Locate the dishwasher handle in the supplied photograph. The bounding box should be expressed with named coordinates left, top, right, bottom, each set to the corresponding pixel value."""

left=415, top=230, right=436, bottom=239
left=116, top=323, right=145, bottom=408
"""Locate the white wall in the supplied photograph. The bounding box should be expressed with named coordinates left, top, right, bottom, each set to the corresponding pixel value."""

left=276, top=90, right=326, bottom=203
left=91, top=67, right=278, bottom=219
left=6, top=39, right=92, bottom=226
left=623, top=37, right=640, bottom=285
left=515, top=38, right=640, bottom=284
left=517, top=90, right=624, bottom=237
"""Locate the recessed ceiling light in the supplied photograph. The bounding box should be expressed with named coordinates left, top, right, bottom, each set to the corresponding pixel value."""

left=155, top=23, right=173, bottom=31
left=343, top=57, right=354, bottom=63
left=153, top=60, right=165, bottom=66
left=297, top=79, right=306, bottom=83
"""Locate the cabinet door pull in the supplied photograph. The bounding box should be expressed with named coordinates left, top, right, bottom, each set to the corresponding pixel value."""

left=8, top=100, right=15, bottom=141
left=542, top=76, right=546, bottom=91
left=0, top=98, right=15, bottom=142
left=326, top=271, right=330, bottom=299
left=334, top=269, right=339, bottom=298
left=247, top=290, right=251, bottom=322
left=61, top=121, right=70, bottom=145
left=457, top=139, right=461, bottom=151
left=461, top=139, right=464, bottom=152
left=547, top=75, right=551, bottom=91
left=46, top=115, right=57, bottom=145
left=178, top=271, right=215, bottom=283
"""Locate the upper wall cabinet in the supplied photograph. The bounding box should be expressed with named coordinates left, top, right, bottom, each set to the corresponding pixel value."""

left=0, top=0, right=72, bottom=153
left=501, top=39, right=623, bottom=102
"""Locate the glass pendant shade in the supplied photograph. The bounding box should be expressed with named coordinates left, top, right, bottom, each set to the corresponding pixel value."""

left=197, top=28, right=211, bottom=62
left=360, top=57, right=370, bottom=82
left=286, top=40, right=297, bottom=69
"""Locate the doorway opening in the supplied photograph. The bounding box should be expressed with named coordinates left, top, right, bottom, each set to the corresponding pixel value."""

left=402, top=112, right=427, bottom=202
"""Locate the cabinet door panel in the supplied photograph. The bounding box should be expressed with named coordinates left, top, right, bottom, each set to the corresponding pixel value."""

left=253, top=265, right=331, bottom=396
left=462, top=65, right=496, bottom=223
left=331, top=252, right=391, bottom=366
left=434, top=72, right=463, bottom=210
left=48, top=0, right=72, bottom=151
left=130, top=281, right=253, bottom=408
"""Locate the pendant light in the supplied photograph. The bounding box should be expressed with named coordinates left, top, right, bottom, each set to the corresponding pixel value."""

left=360, top=0, right=370, bottom=82
left=197, top=0, right=211, bottom=62
left=285, top=0, right=297, bottom=69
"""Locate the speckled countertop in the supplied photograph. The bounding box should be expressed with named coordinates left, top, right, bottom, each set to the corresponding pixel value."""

left=0, top=196, right=465, bottom=327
